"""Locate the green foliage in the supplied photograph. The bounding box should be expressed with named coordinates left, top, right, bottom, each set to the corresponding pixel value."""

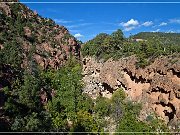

left=0, top=40, right=23, bottom=69
left=94, top=96, right=111, bottom=117
left=1, top=2, right=178, bottom=133
left=149, top=118, right=170, bottom=133
left=46, top=95, right=68, bottom=131
left=11, top=112, right=40, bottom=131
left=90, top=89, right=170, bottom=134
left=16, top=14, right=25, bottom=36
left=11, top=111, right=51, bottom=132
left=110, top=29, right=124, bottom=50
left=111, top=88, right=126, bottom=101
left=110, top=89, right=126, bottom=122
left=72, top=110, right=100, bottom=132
left=18, top=73, right=41, bottom=110
left=82, top=30, right=180, bottom=68
left=77, top=93, right=94, bottom=113
left=42, top=58, right=97, bottom=132
left=10, top=3, right=21, bottom=16
left=82, top=29, right=125, bottom=60
left=81, top=33, right=109, bottom=57
left=1, top=2, right=82, bottom=132
left=51, top=61, right=82, bottom=119
left=132, top=32, right=180, bottom=46
left=3, top=67, right=51, bottom=131
left=115, top=93, right=170, bottom=134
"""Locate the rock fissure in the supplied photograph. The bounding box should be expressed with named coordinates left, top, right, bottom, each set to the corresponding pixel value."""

left=154, top=102, right=176, bottom=122
left=151, top=87, right=170, bottom=94
left=123, top=68, right=149, bottom=84
left=102, top=82, right=114, bottom=94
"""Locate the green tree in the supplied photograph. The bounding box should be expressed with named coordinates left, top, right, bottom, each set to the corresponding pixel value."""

left=72, top=110, right=100, bottom=132
left=111, top=29, right=124, bottom=50
left=111, top=89, right=126, bottom=122
left=94, top=96, right=110, bottom=117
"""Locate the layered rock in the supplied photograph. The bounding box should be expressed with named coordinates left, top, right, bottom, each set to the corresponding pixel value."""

left=82, top=55, right=180, bottom=124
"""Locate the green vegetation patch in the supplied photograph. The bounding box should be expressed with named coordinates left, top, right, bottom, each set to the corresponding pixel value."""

left=82, top=30, right=180, bottom=68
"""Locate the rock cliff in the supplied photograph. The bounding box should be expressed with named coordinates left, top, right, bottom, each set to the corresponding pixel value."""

left=82, top=55, right=180, bottom=124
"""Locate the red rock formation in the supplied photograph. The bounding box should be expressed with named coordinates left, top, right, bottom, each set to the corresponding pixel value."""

left=0, top=1, right=81, bottom=70
left=82, top=55, right=180, bottom=124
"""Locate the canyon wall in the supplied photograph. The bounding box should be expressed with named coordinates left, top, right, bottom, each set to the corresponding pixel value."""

left=82, top=55, right=180, bottom=124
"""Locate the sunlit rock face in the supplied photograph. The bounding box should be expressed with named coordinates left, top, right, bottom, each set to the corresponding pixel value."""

left=82, top=55, right=180, bottom=124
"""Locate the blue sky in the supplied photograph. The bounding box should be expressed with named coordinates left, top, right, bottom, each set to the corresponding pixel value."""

left=20, top=0, right=180, bottom=42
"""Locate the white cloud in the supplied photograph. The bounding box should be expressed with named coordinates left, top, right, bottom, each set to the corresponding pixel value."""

left=152, top=29, right=160, bottom=32
left=120, top=19, right=139, bottom=32
left=159, top=22, right=167, bottom=26
left=142, top=21, right=153, bottom=27
left=124, top=26, right=136, bottom=32
left=54, top=19, right=72, bottom=24
left=169, top=19, right=180, bottom=24
left=121, top=19, right=139, bottom=27
left=74, top=33, right=84, bottom=38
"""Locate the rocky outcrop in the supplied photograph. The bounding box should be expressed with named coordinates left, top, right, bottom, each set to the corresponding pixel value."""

left=0, top=2, right=12, bottom=17
left=0, top=1, right=81, bottom=71
left=82, top=55, right=180, bottom=124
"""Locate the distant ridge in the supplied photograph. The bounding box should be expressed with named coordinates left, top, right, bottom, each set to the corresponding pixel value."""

left=132, top=32, right=180, bottom=45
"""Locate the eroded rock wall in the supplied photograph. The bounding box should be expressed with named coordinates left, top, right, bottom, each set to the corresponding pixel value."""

left=82, top=55, right=180, bottom=124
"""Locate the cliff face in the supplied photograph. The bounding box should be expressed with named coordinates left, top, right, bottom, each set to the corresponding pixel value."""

left=82, top=55, right=180, bottom=124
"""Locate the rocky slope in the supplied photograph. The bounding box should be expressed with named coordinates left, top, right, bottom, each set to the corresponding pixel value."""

left=0, top=1, right=80, bottom=70
left=82, top=55, right=180, bottom=125
left=0, top=1, right=80, bottom=129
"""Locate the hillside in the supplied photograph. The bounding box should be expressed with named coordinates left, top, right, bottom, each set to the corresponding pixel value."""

left=0, top=0, right=180, bottom=133
left=0, top=1, right=81, bottom=131
left=132, top=32, right=180, bottom=46
left=0, top=1, right=80, bottom=70
left=82, top=30, right=180, bottom=67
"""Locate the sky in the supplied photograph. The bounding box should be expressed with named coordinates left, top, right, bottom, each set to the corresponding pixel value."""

left=20, top=0, right=180, bottom=42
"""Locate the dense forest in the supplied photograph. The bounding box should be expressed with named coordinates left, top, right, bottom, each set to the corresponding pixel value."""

left=0, top=1, right=179, bottom=134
